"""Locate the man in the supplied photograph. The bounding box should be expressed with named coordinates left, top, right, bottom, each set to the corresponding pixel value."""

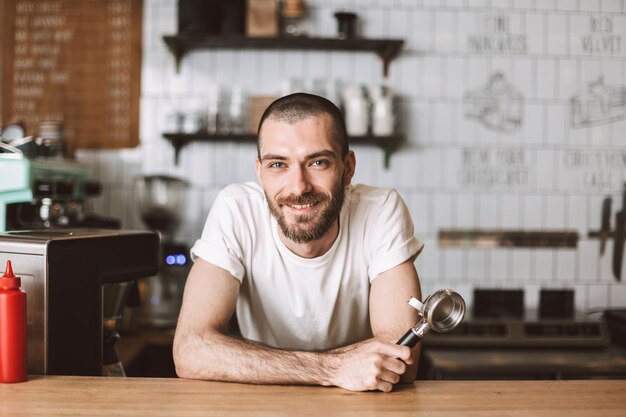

left=173, top=93, right=424, bottom=392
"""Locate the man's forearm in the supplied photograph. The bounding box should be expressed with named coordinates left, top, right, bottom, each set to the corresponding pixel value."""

left=174, top=330, right=414, bottom=391
left=174, top=330, right=336, bottom=386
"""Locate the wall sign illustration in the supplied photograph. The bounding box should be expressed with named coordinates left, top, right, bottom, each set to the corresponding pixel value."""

left=467, top=14, right=528, bottom=54
left=570, top=76, right=626, bottom=128
left=464, top=72, right=524, bottom=133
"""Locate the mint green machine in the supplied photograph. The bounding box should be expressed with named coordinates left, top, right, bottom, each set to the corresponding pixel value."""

left=0, top=155, right=91, bottom=231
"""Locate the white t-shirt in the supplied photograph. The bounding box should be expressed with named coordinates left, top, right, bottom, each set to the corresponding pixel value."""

left=191, top=182, right=423, bottom=351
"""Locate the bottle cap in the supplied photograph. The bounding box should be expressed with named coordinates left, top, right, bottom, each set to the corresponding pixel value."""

left=0, top=260, right=21, bottom=289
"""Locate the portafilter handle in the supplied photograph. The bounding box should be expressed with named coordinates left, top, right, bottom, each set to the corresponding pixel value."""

left=396, top=320, right=430, bottom=348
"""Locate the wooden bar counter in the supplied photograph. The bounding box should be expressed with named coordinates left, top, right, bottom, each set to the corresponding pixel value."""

left=1, top=376, right=625, bottom=416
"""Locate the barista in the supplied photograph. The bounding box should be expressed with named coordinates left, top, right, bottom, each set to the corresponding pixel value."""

left=173, top=93, right=423, bottom=392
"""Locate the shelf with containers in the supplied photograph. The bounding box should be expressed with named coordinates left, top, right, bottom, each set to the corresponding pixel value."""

left=161, top=34, right=406, bottom=168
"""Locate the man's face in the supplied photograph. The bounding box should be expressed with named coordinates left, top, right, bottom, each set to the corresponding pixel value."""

left=256, top=114, right=355, bottom=244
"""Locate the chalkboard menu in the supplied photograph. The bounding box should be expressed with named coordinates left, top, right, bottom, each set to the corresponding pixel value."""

left=0, top=0, right=142, bottom=155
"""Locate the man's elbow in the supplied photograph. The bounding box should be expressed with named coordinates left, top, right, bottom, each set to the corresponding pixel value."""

left=172, top=338, right=196, bottom=379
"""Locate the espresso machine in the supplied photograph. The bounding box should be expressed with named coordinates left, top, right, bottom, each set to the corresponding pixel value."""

left=0, top=229, right=159, bottom=376
left=0, top=154, right=119, bottom=231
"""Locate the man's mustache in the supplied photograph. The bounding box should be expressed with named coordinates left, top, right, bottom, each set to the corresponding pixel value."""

left=277, top=193, right=328, bottom=206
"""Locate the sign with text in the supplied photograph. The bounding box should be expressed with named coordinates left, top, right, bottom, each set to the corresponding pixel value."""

left=0, top=0, right=142, bottom=154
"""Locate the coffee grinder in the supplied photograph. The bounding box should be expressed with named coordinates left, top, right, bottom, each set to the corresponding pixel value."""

left=134, top=175, right=190, bottom=328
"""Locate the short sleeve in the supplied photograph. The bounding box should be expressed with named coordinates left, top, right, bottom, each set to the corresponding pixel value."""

left=190, top=189, right=246, bottom=282
left=366, top=189, right=424, bottom=280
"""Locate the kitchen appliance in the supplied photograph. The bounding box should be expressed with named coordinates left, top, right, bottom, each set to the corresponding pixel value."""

left=0, top=154, right=119, bottom=232
left=397, top=289, right=466, bottom=347
left=134, top=175, right=190, bottom=328
left=0, top=229, right=159, bottom=376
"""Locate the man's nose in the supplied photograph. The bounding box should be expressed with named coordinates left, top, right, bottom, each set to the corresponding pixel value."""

left=287, top=165, right=313, bottom=195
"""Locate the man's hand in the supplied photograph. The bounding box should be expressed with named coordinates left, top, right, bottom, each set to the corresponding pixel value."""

left=325, top=338, right=413, bottom=392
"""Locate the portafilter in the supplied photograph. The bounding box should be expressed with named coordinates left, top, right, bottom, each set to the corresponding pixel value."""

left=396, top=289, right=466, bottom=347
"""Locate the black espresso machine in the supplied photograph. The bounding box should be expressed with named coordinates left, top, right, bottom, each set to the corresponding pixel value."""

left=0, top=229, right=159, bottom=376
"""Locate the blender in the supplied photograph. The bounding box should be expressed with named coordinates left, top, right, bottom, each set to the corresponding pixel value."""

left=134, top=175, right=190, bottom=328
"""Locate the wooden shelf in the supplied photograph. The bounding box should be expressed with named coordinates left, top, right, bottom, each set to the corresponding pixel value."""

left=163, top=34, right=404, bottom=76
left=162, top=132, right=402, bottom=168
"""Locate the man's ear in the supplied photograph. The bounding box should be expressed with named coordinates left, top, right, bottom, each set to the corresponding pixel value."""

left=255, top=157, right=262, bottom=183
left=343, top=150, right=356, bottom=186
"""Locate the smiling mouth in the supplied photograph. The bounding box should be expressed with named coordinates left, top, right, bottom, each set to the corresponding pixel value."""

left=288, top=203, right=316, bottom=210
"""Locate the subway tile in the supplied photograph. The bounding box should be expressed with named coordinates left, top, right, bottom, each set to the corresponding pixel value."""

left=466, top=0, right=489, bottom=7
left=580, top=0, right=602, bottom=12
left=525, top=284, right=541, bottom=310
left=478, top=194, right=499, bottom=228
left=433, top=193, right=454, bottom=230
left=489, top=248, right=510, bottom=283
left=388, top=8, right=411, bottom=41
left=567, top=194, right=589, bottom=231
left=421, top=56, right=444, bottom=99
left=536, top=0, right=558, bottom=9
left=557, top=59, right=580, bottom=100
left=586, top=284, right=609, bottom=310
left=534, top=249, right=554, bottom=281
left=361, top=8, right=385, bottom=38
left=514, top=0, right=536, bottom=8
left=434, top=101, right=454, bottom=144
left=546, top=194, right=566, bottom=228
left=446, top=57, right=466, bottom=99
left=523, top=103, right=545, bottom=144
left=491, top=0, right=514, bottom=8
left=457, top=10, right=480, bottom=55
left=523, top=194, right=544, bottom=228
left=609, top=285, right=626, bottom=308
left=577, top=240, right=599, bottom=281
left=443, top=248, right=465, bottom=280
left=536, top=59, right=557, bottom=100
left=546, top=103, right=567, bottom=145
left=601, top=58, right=625, bottom=85
left=572, top=284, right=588, bottom=311
left=557, top=0, right=579, bottom=11
left=501, top=194, right=523, bottom=228
left=466, top=248, right=487, bottom=280
left=546, top=13, right=568, bottom=55
left=601, top=0, right=623, bottom=12
left=456, top=193, right=476, bottom=228
left=411, top=10, right=434, bottom=52
left=556, top=249, right=577, bottom=281
left=415, top=101, right=435, bottom=146
left=512, top=249, right=532, bottom=281
left=314, top=6, right=337, bottom=37
left=511, top=58, right=534, bottom=98
left=580, top=59, right=603, bottom=85
left=525, top=13, right=546, bottom=55
left=434, top=11, right=457, bottom=53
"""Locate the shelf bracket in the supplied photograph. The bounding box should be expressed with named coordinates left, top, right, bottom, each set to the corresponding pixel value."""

left=170, top=138, right=185, bottom=165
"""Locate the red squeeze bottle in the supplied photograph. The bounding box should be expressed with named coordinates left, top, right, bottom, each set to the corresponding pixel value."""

left=0, top=260, right=27, bottom=383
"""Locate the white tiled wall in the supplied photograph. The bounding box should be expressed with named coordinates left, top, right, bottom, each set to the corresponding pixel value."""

left=77, top=0, right=626, bottom=313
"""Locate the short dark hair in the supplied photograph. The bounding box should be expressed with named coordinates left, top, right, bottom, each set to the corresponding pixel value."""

left=257, top=93, right=349, bottom=159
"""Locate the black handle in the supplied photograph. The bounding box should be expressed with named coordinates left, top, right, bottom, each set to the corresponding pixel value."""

left=396, top=329, right=422, bottom=348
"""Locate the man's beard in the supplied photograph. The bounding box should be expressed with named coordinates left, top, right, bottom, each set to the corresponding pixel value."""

left=266, top=179, right=346, bottom=244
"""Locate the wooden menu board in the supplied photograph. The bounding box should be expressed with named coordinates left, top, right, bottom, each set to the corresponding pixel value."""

left=0, top=0, right=142, bottom=155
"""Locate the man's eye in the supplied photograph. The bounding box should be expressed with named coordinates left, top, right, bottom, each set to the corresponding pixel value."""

left=311, top=160, right=329, bottom=167
left=269, top=162, right=285, bottom=168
